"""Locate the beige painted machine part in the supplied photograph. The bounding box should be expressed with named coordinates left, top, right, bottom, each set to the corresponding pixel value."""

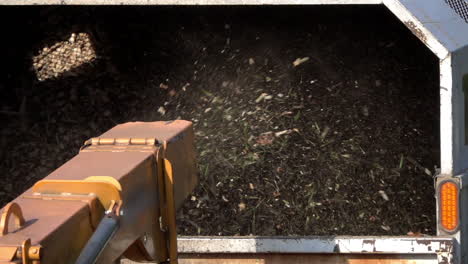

left=0, top=121, right=198, bottom=263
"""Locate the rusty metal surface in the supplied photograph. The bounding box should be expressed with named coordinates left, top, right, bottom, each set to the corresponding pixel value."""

left=177, top=253, right=439, bottom=264
left=98, top=121, right=198, bottom=209
left=123, top=253, right=439, bottom=264
left=0, top=197, right=95, bottom=262
left=0, top=121, right=197, bottom=263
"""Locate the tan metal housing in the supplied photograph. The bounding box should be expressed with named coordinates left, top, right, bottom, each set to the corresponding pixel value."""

left=0, top=120, right=198, bottom=264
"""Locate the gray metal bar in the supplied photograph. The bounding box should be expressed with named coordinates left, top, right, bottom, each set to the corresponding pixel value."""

left=75, top=215, right=119, bottom=264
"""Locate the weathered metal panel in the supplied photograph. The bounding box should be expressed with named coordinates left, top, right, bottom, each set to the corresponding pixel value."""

left=123, top=254, right=440, bottom=264
left=175, top=254, right=439, bottom=264
left=122, top=237, right=454, bottom=264
left=451, top=46, right=468, bottom=176
left=388, top=0, right=468, bottom=54
left=453, top=46, right=468, bottom=264
left=176, top=237, right=454, bottom=255
left=0, top=0, right=383, bottom=5
left=445, top=0, right=468, bottom=23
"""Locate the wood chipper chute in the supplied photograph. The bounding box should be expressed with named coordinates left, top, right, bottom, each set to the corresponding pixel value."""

left=0, top=121, right=198, bottom=263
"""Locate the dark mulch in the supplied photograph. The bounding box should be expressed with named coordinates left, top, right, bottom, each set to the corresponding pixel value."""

left=0, top=5, right=439, bottom=236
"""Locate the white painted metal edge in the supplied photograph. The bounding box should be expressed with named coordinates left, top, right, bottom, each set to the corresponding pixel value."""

left=403, top=0, right=468, bottom=53
left=0, top=0, right=383, bottom=5
left=177, top=236, right=454, bottom=254
left=384, top=0, right=468, bottom=176
left=383, top=0, right=449, bottom=59
left=440, top=54, right=455, bottom=176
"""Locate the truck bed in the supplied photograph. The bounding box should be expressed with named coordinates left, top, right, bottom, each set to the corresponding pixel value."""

left=122, top=236, right=454, bottom=264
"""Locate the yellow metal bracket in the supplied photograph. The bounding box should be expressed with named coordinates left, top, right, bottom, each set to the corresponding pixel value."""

left=32, top=176, right=122, bottom=211
left=0, top=203, right=41, bottom=264
left=163, top=158, right=178, bottom=264
left=160, top=141, right=178, bottom=264
left=122, top=140, right=178, bottom=264
left=0, top=202, right=25, bottom=236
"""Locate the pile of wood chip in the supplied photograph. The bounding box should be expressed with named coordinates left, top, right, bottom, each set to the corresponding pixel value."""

left=0, top=6, right=440, bottom=237
left=32, top=32, right=96, bottom=81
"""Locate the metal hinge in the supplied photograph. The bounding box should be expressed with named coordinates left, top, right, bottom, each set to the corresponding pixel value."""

left=80, top=138, right=159, bottom=153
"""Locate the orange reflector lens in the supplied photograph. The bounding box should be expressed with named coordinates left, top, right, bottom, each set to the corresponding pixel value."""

left=440, top=181, right=459, bottom=232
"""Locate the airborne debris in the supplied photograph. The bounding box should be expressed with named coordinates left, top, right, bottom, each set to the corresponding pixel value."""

left=182, top=83, right=190, bottom=91
left=33, top=32, right=96, bottom=81
left=378, top=190, right=389, bottom=201
left=168, top=89, right=177, bottom=96
left=255, top=93, right=272, bottom=103
left=320, top=126, right=330, bottom=140
left=381, top=225, right=391, bottom=231
left=1, top=7, right=437, bottom=239
left=362, top=106, right=369, bottom=117
left=292, top=57, right=310, bottom=67
left=238, top=202, right=246, bottom=211
left=424, top=168, right=432, bottom=176
left=407, top=231, right=423, bottom=237
left=256, top=132, right=275, bottom=145
left=157, top=106, right=166, bottom=115
left=275, top=129, right=299, bottom=137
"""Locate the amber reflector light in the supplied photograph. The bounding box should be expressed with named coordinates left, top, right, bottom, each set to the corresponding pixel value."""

left=440, top=181, right=459, bottom=232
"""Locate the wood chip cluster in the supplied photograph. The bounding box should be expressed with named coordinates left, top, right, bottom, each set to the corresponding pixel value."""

left=33, top=32, right=96, bottom=81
